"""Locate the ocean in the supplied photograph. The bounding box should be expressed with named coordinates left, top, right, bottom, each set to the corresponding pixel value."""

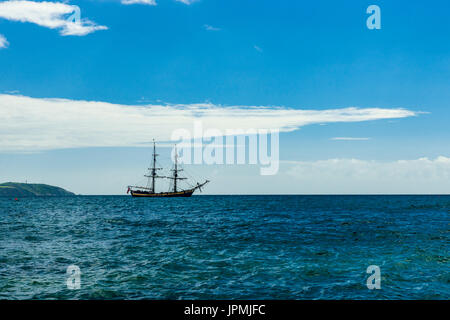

left=0, top=195, right=448, bottom=299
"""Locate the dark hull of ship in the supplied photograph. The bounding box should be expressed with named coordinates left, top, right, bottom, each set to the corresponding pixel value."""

left=130, top=189, right=194, bottom=197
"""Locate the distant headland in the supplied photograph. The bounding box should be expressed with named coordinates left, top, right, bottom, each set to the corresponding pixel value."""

left=0, top=182, right=75, bottom=197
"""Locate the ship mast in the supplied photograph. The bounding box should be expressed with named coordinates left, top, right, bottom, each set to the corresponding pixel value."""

left=145, top=140, right=162, bottom=193
left=174, top=145, right=178, bottom=192
left=170, top=145, right=187, bottom=192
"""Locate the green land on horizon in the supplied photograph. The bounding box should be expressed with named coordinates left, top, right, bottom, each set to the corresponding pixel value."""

left=0, top=182, right=75, bottom=197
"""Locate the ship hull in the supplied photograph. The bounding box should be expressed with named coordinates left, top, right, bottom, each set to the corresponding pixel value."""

left=130, top=189, right=194, bottom=197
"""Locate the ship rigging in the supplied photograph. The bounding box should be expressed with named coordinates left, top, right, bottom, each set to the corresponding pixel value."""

left=127, top=141, right=209, bottom=197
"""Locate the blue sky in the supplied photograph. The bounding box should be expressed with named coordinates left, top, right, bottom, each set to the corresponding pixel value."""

left=0, top=0, right=449, bottom=194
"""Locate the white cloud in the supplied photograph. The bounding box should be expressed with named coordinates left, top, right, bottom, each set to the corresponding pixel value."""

left=254, top=45, right=263, bottom=52
left=0, top=1, right=107, bottom=36
left=121, top=0, right=156, bottom=5
left=0, top=34, right=8, bottom=48
left=176, top=0, right=198, bottom=4
left=331, top=137, right=371, bottom=141
left=284, top=157, right=450, bottom=194
left=204, top=24, right=220, bottom=31
left=0, top=94, right=418, bottom=152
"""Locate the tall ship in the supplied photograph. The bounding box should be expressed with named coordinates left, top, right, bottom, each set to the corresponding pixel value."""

left=127, top=141, right=209, bottom=197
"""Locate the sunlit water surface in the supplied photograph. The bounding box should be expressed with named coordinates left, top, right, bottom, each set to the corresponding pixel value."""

left=0, top=195, right=448, bottom=299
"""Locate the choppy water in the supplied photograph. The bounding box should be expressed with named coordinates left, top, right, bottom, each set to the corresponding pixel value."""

left=0, top=195, right=448, bottom=299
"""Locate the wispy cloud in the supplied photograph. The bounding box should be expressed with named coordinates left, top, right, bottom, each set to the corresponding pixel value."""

left=0, top=94, right=418, bottom=152
left=284, top=157, right=450, bottom=194
left=176, top=0, right=198, bottom=4
left=0, top=34, right=8, bottom=48
left=121, top=0, right=156, bottom=5
left=0, top=1, right=107, bottom=36
left=254, top=45, right=263, bottom=52
left=204, top=24, right=221, bottom=31
left=331, top=137, right=371, bottom=141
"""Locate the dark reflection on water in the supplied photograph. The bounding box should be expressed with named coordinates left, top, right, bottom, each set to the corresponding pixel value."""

left=0, top=195, right=448, bottom=299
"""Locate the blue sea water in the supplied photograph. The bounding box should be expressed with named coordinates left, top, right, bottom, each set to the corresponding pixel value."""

left=0, top=195, right=448, bottom=300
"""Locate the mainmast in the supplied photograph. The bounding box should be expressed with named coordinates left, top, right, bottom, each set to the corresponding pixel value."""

left=174, top=145, right=178, bottom=192
left=145, top=140, right=162, bottom=193
left=152, top=141, right=157, bottom=192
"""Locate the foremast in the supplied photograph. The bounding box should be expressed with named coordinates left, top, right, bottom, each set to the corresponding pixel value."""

left=167, top=145, right=187, bottom=192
